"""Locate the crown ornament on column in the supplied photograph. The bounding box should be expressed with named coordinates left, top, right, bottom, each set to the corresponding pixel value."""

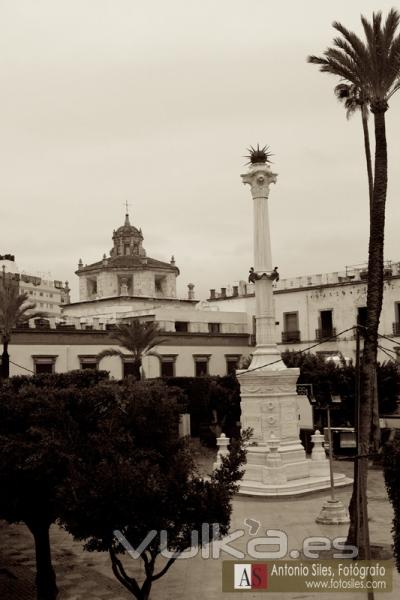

left=242, top=144, right=278, bottom=199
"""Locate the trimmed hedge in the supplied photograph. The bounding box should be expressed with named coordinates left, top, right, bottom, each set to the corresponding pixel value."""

left=2, top=369, right=110, bottom=392
left=383, top=437, right=400, bottom=572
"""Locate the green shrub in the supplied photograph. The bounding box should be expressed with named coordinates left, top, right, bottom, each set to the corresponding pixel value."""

left=282, top=351, right=400, bottom=425
left=162, top=375, right=241, bottom=442
left=3, top=369, right=109, bottom=392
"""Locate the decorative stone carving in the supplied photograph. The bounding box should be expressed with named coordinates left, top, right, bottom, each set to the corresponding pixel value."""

left=241, top=164, right=278, bottom=200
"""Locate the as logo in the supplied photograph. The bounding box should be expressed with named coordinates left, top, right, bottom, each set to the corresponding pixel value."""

left=234, top=563, right=268, bottom=590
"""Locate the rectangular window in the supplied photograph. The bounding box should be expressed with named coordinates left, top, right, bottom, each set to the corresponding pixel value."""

left=282, top=312, right=300, bottom=343
left=33, top=356, right=57, bottom=375
left=316, top=310, right=335, bottom=339
left=175, top=321, right=189, bottom=333
left=34, top=318, right=50, bottom=329
left=155, top=276, right=164, bottom=293
left=208, top=322, right=221, bottom=334
left=393, top=303, right=400, bottom=335
left=123, top=359, right=137, bottom=378
left=79, top=356, right=98, bottom=370
left=160, top=355, right=177, bottom=377
left=357, top=306, right=368, bottom=328
left=225, top=355, right=240, bottom=375
left=320, top=310, right=333, bottom=331
left=193, top=355, right=210, bottom=377
left=284, top=312, right=298, bottom=331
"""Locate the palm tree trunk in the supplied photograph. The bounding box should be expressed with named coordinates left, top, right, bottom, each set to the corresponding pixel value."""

left=361, top=108, right=374, bottom=211
left=347, top=106, right=387, bottom=556
left=361, top=109, right=380, bottom=452
left=1, top=337, right=10, bottom=379
left=133, top=360, right=142, bottom=381
left=27, top=520, right=58, bottom=600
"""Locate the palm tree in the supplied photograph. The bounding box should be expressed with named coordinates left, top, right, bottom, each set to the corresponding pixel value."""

left=334, top=84, right=381, bottom=456
left=98, top=320, right=165, bottom=380
left=334, top=83, right=373, bottom=209
left=308, top=9, right=400, bottom=558
left=0, top=275, right=45, bottom=378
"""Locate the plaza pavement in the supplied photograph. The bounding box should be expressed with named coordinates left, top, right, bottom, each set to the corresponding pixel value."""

left=0, top=459, right=398, bottom=599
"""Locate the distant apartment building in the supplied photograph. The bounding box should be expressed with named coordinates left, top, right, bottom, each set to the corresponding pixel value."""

left=0, top=254, right=70, bottom=318
left=207, top=261, right=400, bottom=363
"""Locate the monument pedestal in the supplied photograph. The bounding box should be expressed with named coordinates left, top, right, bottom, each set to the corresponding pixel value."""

left=238, top=367, right=352, bottom=496
left=237, top=150, right=352, bottom=497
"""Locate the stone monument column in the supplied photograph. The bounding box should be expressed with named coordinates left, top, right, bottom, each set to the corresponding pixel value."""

left=238, top=148, right=309, bottom=495
left=241, top=159, right=282, bottom=369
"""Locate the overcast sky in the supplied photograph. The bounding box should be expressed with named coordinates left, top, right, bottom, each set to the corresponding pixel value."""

left=1, top=0, right=400, bottom=301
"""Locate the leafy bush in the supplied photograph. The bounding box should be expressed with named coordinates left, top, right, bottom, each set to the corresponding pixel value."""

left=161, top=375, right=241, bottom=442
left=282, top=351, right=400, bottom=425
left=3, top=368, right=109, bottom=391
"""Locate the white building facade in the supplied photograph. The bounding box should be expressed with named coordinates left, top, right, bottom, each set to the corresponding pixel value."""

left=5, top=216, right=252, bottom=378
left=207, top=261, right=400, bottom=363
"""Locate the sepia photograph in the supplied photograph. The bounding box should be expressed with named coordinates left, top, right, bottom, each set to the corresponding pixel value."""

left=1, top=1, right=400, bottom=598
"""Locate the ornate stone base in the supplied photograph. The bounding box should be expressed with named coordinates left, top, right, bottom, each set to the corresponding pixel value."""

left=316, top=499, right=351, bottom=524
left=239, top=471, right=352, bottom=497
left=238, top=366, right=352, bottom=497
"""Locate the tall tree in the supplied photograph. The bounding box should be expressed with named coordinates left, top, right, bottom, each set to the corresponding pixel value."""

left=60, top=379, right=249, bottom=600
left=0, top=274, right=44, bottom=378
left=98, top=319, right=165, bottom=380
left=334, top=83, right=381, bottom=453
left=0, top=371, right=109, bottom=600
left=334, top=83, right=373, bottom=209
left=308, top=9, right=400, bottom=557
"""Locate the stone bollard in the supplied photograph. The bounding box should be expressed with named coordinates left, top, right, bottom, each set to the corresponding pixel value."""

left=213, top=433, right=230, bottom=470
left=309, top=430, right=330, bottom=477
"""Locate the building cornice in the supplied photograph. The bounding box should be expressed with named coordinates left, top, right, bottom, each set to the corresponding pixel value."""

left=208, top=274, right=400, bottom=301
left=10, top=330, right=250, bottom=347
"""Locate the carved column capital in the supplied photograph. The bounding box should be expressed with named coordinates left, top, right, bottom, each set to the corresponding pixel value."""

left=241, top=164, right=278, bottom=199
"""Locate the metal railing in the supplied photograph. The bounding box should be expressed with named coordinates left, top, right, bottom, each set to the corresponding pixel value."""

left=393, top=322, right=400, bottom=336
left=282, top=330, right=301, bottom=343
left=315, top=328, right=336, bottom=340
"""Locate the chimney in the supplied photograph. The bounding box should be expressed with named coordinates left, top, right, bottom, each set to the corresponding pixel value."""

left=233, top=285, right=239, bottom=297
left=187, top=283, right=195, bottom=300
left=238, top=280, right=246, bottom=296
left=221, top=287, right=226, bottom=298
left=210, top=289, right=216, bottom=300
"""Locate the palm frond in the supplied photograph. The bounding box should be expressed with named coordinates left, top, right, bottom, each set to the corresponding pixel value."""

left=0, top=282, right=45, bottom=336
left=97, top=348, right=125, bottom=361
left=310, top=10, right=400, bottom=106
left=106, top=320, right=165, bottom=360
left=332, top=22, right=369, bottom=64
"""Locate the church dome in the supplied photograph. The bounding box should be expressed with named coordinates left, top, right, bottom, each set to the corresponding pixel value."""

left=110, top=213, right=146, bottom=258
left=114, top=214, right=142, bottom=238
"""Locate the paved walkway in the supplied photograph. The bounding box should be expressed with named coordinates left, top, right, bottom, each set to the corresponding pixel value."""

left=0, top=460, right=398, bottom=599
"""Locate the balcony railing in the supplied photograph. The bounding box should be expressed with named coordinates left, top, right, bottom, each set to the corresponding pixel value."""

left=282, top=330, right=301, bottom=343
left=316, top=328, right=336, bottom=340
left=393, top=322, right=400, bottom=336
